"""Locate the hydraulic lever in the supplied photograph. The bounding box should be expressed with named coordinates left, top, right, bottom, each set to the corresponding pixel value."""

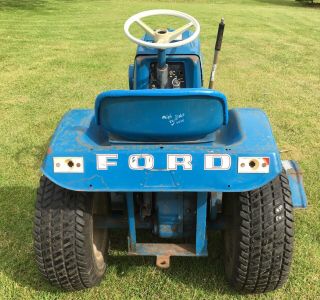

left=209, top=18, right=225, bottom=89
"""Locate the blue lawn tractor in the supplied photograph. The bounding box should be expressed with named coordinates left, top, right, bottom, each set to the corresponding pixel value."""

left=33, top=10, right=307, bottom=293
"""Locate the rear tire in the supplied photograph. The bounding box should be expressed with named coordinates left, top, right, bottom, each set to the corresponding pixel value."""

left=222, top=171, right=294, bottom=293
left=33, top=176, right=108, bottom=290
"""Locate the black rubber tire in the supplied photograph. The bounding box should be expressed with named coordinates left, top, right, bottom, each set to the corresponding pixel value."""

left=33, top=176, right=108, bottom=291
left=222, top=171, right=294, bottom=293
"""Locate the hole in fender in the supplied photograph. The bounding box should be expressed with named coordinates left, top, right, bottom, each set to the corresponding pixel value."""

left=249, top=159, right=259, bottom=170
left=67, top=160, right=74, bottom=168
left=249, top=160, right=256, bottom=168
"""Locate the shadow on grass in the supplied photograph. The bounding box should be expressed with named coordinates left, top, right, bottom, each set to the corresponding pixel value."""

left=0, top=0, right=48, bottom=10
left=13, top=140, right=50, bottom=171
left=255, top=0, right=320, bottom=8
left=108, top=230, right=239, bottom=296
left=0, top=185, right=236, bottom=296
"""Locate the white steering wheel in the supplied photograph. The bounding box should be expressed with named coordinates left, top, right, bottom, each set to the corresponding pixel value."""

left=124, top=9, right=200, bottom=50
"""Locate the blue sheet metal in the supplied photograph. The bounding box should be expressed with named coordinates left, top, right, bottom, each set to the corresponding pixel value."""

left=133, top=31, right=203, bottom=89
left=196, top=192, right=208, bottom=256
left=134, top=55, right=202, bottom=89
left=282, top=160, right=307, bottom=208
left=42, top=107, right=282, bottom=192
left=155, top=192, right=184, bottom=238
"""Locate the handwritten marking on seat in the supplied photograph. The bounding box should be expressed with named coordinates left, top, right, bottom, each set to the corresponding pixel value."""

left=161, top=113, right=185, bottom=126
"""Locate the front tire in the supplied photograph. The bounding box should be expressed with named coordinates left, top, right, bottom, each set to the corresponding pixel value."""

left=223, top=171, right=294, bottom=293
left=33, top=176, right=108, bottom=290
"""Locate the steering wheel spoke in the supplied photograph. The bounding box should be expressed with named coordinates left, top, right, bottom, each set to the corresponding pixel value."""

left=135, top=18, right=156, bottom=37
left=168, top=22, right=194, bottom=42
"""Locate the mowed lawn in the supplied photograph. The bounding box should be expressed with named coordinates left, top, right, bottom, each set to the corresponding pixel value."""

left=0, top=0, right=319, bottom=299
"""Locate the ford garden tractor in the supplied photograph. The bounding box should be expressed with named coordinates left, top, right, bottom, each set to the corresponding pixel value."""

left=33, top=10, right=307, bottom=293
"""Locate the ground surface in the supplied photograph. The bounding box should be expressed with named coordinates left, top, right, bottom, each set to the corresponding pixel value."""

left=0, top=0, right=319, bottom=299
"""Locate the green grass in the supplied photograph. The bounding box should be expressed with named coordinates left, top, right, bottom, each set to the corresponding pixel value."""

left=0, top=0, right=319, bottom=299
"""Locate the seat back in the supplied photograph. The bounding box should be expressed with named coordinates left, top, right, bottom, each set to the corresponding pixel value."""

left=95, top=88, right=228, bottom=142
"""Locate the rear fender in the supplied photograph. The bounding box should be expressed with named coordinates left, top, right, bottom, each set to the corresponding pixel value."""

left=41, top=108, right=284, bottom=192
left=282, top=160, right=307, bottom=208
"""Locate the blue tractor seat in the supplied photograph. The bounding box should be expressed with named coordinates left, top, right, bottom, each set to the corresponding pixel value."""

left=95, top=88, right=228, bottom=142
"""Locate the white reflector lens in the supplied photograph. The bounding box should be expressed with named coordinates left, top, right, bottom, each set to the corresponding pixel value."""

left=238, top=157, right=270, bottom=173
left=53, top=157, right=84, bottom=173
